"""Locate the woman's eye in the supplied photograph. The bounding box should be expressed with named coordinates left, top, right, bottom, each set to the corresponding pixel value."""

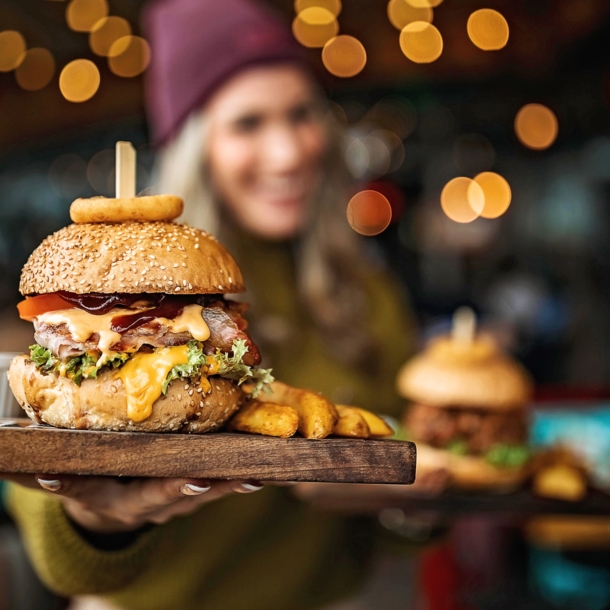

left=233, top=115, right=262, bottom=133
left=289, top=104, right=316, bottom=124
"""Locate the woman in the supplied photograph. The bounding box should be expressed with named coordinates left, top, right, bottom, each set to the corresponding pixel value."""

left=6, top=0, right=414, bottom=608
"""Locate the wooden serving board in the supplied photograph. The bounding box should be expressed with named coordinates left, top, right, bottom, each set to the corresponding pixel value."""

left=0, top=419, right=416, bottom=484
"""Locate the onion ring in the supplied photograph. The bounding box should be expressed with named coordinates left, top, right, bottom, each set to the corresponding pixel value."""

left=70, top=195, right=184, bottom=224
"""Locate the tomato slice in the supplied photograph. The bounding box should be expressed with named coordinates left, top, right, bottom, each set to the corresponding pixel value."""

left=17, top=294, right=74, bottom=321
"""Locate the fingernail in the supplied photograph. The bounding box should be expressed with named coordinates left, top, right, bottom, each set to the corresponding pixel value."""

left=236, top=481, right=264, bottom=493
left=37, top=478, right=62, bottom=492
left=180, top=483, right=211, bottom=496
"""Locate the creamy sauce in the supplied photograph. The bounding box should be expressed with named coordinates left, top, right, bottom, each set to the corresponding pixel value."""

left=157, top=304, right=210, bottom=341
left=37, top=305, right=210, bottom=365
left=118, top=345, right=189, bottom=422
left=38, top=308, right=145, bottom=366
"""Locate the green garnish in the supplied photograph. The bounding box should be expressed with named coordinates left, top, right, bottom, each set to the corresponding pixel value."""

left=163, top=339, right=274, bottom=397
left=30, top=345, right=130, bottom=386
left=446, top=439, right=469, bottom=455
left=30, top=336, right=274, bottom=397
left=162, top=340, right=207, bottom=393
left=485, top=443, right=530, bottom=467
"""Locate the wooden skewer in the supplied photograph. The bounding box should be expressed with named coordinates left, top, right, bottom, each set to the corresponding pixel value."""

left=115, top=141, right=136, bottom=198
left=452, top=306, right=476, bottom=344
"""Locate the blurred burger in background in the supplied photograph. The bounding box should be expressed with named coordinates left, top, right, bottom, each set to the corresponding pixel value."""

left=397, top=308, right=533, bottom=490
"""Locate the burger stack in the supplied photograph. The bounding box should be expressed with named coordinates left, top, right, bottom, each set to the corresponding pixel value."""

left=397, top=309, right=533, bottom=490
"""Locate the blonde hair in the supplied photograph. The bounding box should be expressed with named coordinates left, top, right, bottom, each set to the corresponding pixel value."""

left=154, top=108, right=375, bottom=364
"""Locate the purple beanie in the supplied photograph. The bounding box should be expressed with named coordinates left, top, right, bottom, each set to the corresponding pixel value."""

left=143, top=0, right=308, bottom=145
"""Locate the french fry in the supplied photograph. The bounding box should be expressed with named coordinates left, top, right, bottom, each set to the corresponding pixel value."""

left=333, top=405, right=370, bottom=438
left=344, top=406, right=394, bottom=437
left=265, top=381, right=338, bottom=439
left=228, top=401, right=299, bottom=438
left=533, top=465, right=588, bottom=502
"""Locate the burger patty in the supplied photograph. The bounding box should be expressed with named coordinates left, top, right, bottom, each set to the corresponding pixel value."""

left=406, top=403, right=527, bottom=454
left=34, top=305, right=261, bottom=366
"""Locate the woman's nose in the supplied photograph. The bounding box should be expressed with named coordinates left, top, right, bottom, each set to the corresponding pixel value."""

left=262, top=126, right=305, bottom=173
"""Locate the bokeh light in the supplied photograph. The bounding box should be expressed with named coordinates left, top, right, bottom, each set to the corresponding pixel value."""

left=371, top=129, right=406, bottom=173
left=0, top=31, right=26, bottom=72
left=405, top=0, right=443, bottom=7
left=108, top=36, right=151, bottom=77
left=362, top=134, right=392, bottom=176
left=467, top=9, right=509, bottom=51
left=400, top=21, right=443, bottom=63
left=89, top=17, right=131, bottom=57
left=345, top=138, right=369, bottom=179
left=292, top=8, right=338, bottom=48
left=59, top=59, right=100, bottom=102
left=441, top=177, right=484, bottom=223
left=66, top=0, right=109, bottom=33
left=473, top=172, right=512, bottom=219
left=294, top=0, right=341, bottom=17
left=515, top=103, right=558, bottom=150
left=347, top=190, right=393, bottom=236
left=15, top=48, right=55, bottom=91
left=322, top=36, right=367, bottom=78
left=387, top=0, right=432, bottom=31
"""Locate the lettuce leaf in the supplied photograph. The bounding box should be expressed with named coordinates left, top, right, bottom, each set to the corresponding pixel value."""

left=30, top=336, right=274, bottom=397
left=446, top=439, right=468, bottom=456
left=485, top=443, right=530, bottom=468
left=29, top=344, right=57, bottom=372
left=29, top=344, right=129, bottom=386
left=162, top=339, right=274, bottom=397
left=212, top=339, right=274, bottom=398
left=161, top=340, right=207, bottom=394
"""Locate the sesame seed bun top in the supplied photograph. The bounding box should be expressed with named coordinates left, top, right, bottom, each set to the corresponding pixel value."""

left=396, top=335, right=533, bottom=411
left=19, top=221, right=245, bottom=295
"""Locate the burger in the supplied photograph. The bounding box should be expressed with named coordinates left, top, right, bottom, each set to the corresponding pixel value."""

left=397, top=328, right=533, bottom=489
left=7, top=196, right=273, bottom=433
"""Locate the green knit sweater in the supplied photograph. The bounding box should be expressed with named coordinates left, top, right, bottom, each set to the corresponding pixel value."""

left=7, top=239, right=414, bottom=610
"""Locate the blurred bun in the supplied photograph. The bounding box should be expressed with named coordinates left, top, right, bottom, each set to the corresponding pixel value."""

left=8, top=355, right=242, bottom=433
left=397, top=336, right=533, bottom=410
left=417, top=442, right=528, bottom=491
left=19, top=221, right=244, bottom=296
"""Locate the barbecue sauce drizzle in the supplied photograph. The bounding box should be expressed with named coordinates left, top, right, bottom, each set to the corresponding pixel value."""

left=57, top=291, right=221, bottom=333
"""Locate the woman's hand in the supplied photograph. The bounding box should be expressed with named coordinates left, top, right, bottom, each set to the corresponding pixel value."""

left=3, top=473, right=262, bottom=534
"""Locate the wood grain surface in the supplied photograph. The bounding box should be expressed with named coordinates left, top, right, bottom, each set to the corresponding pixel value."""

left=0, top=419, right=416, bottom=484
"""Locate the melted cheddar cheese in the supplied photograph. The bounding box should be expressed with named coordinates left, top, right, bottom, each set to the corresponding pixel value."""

left=118, top=345, right=189, bottom=422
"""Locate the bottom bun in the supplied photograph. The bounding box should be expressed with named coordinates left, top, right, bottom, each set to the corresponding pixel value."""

left=416, top=442, right=529, bottom=491
left=8, top=354, right=242, bottom=433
